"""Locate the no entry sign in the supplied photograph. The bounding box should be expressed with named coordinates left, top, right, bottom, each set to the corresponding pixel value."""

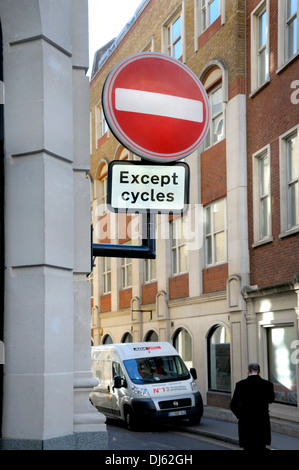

left=107, top=160, right=190, bottom=213
left=102, top=52, right=210, bottom=162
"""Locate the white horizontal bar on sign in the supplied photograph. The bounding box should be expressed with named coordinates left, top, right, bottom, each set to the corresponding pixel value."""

left=115, top=88, right=203, bottom=123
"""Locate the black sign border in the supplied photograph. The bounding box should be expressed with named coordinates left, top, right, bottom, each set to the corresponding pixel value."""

left=107, top=160, right=190, bottom=215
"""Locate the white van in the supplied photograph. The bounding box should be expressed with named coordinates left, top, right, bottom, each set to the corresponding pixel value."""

left=90, top=342, right=203, bottom=429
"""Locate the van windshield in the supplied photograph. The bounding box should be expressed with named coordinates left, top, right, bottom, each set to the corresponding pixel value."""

left=123, top=355, right=190, bottom=384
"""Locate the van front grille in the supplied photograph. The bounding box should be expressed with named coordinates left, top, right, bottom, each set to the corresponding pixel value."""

left=158, top=398, right=191, bottom=410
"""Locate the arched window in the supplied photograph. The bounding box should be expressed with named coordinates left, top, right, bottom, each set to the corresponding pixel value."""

left=173, top=328, right=192, bottom=369
left=203, top=67, right=224, bottom=149
left=144, top=330, right=158, bottom=342
left=207, top=325, right=231, bottom=392
left=200, top=61, right=228, bottom=150
left=103, top=334, right=113, bottom=344
left=122, top=332, right=133, bottom=343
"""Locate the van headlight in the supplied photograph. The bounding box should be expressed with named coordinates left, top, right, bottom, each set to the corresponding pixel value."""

left=132, top=384, right=149, bottom=397
left=191, top=381, right=199, bottom=392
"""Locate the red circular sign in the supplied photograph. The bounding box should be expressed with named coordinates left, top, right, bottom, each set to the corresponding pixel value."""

left=102, top=52, right=210, bottom=162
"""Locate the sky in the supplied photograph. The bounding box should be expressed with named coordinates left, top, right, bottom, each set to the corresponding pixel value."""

left=88, top=0, right=144, bottom=75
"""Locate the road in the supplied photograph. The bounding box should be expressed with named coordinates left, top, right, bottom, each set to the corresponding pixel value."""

left=107, top=418, right=240, bottom=451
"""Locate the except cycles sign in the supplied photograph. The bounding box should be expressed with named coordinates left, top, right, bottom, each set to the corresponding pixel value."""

left=102, top=52, right=210, bottom=162
left=107, top=161, right=189, bottom=213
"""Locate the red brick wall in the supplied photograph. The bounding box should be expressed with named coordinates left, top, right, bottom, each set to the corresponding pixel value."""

left=142, top=281, right=158, bottom=305
left=201, top=139, right=227, bottom=205
left=169, top=273, right=189, bottom=300
left=198, top=16, right=222, bottom=49
left=100, top=293, right=111, bottom=313
left=203, top=263, right=228, bottom=293
left=246, top=0, right=299, bottom=288
left=119, top=288, right=132, bottom=309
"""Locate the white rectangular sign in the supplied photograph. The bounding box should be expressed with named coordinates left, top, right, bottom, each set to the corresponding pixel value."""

left=107, top=161, right=189, bottom=213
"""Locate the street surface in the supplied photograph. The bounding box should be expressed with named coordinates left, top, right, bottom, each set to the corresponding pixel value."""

left=107, top=418, right=239, bottom=451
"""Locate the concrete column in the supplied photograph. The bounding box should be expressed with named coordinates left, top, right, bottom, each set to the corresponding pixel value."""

left=72, top=0, right=107, bottom=449
left=0, top=0, right=107, bottom=449
left=226, top=94, right=249, bottom=285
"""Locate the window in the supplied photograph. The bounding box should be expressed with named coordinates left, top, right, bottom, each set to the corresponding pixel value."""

left=252, top=146, right=272, bottom=244
left=145, top=258, right=157, bottom=282
left=95, top=102, right=108, bottom=146
left=279, top=127, right=299, bottom=235
left=145, top=330, right=158, bottom=342
left=167, top=15, right=182, bottom=59
left=267, top=325, right=297, bottom=405
left=208, top=325, right=231, bottom=392
left=195, top=0, right=225, bottom=45
left=124, top=354, right=189, bottom=384
left=171, top=217, right=188, bottom=274
left=251, top=1, right=269, bottom=92
left=286, top=0, right=298, bottom=59
left=103, top=334, right=113, bottom=344
left=122, top=332, right=133, bottom=343
left=162, top=3, right=185, bottom=61
left=98, top=175, right=107, bottom=211
left=204, top=198, right=227, bottom=265
left=121, top=257, right=132, bottom=288
left=96, top=162, right=108, bottom=216
left=102, top=257, right=111, bottom=294
left=201, top=0, right=220, bottom=31
left=259, top=153, right=270, bottom=238
left=287, top=133, right=299, bottom=228
left=257, top=8, right=267, bottom=86
left=279, top=0, right=298, bottom=66
left=204, top=84, right=224, bottom=149
left=173, top=328, right=192, bottom=369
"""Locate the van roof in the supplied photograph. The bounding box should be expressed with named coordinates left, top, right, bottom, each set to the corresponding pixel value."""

left=91, top=342, right=178, bottom=360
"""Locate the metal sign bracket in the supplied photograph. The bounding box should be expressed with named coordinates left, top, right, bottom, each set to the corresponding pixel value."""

left=92, top=213, right=156, bottom=261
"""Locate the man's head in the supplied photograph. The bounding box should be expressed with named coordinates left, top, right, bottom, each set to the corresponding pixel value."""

left=248, top=363, right=260, bottom=375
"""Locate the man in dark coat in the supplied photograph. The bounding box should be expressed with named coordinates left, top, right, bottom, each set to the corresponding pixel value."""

left=230, top=363, right=275, bottom=450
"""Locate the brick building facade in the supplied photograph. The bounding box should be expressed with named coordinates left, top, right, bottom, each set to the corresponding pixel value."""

left=90, top=0, right=299, bottom=431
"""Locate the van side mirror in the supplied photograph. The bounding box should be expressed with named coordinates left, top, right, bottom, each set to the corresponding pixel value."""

left=114, top=375, right=122, bottom=389
left=190, top=368, right=197, bottom=380
left=114, top=375, right=127, bottom=389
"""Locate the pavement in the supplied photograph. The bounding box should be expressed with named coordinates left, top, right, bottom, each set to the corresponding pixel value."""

left=179, top=407, right=299, bottom=451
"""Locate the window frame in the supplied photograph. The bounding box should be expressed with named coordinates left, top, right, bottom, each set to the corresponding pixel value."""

left=170, top=216, right=188, bottom=275
left=266, top=324, right=297, bottom=406
left=102, top=256, right=111, bottom=294
left=279, top=126, right=299, bottom=237
left=194, top=0, right=225, bottom=49
left=95, top=101, right=108, bottom=147
left=204, top=198, right=227, bottom=266
left=207, top=324, right=231, bottom=393
left=278, top=0, right=299, bottom=69
left=162, top=2, right=186, bottom=62
left=121, top=257, right=132, bottom=289
left=144, top=258, right=157, bottom=283
left=250, top=1, right=270, bottom=94
left=201, top=0, right=220, bottom=31
left=252, top=145, right=272, bottom=246
left=95, top=162, right=108, bottom=217
left=204, top=82, right=224, bottom=149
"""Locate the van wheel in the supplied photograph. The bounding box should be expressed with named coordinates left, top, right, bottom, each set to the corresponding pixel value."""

left=188, top=416, right=201, bottom=425
left=125, top=408, right=138, bottom=431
